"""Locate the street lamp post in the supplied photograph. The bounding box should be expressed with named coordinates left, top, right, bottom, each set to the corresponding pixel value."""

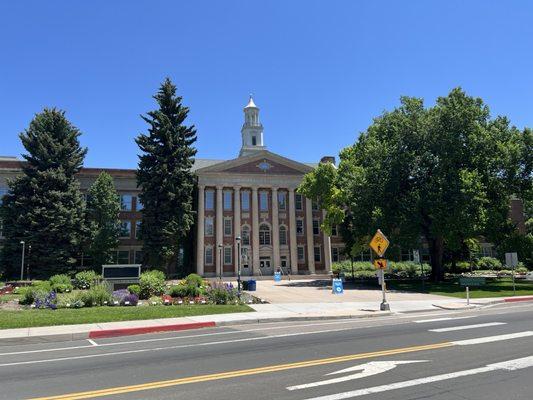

left=20, top=241, right=25, bottom=281
left=236, top=236, right=241, bottom=299
left=218, top=244, right=223, bottom=281
left=27, top=245, right=32, bottom=281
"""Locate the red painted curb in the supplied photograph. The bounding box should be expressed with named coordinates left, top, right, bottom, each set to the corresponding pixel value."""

left=88, top=321, right=216, bottom=339
left=503, top=296, right=533, bottom=303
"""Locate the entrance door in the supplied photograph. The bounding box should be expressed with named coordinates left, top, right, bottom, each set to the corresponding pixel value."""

left=259, top=257, right=273, bottom=275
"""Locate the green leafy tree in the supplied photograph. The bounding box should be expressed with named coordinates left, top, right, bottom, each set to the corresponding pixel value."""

left=0, top=109, right=87, bottom=279
left=299, top=88, right=531, bottom=281
left=86, top=171, right=121, bottom=269
left=136, top=78, right=197, bottom=272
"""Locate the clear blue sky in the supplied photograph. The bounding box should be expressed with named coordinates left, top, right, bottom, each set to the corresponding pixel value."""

left=1, top=1, right=532, bottom=168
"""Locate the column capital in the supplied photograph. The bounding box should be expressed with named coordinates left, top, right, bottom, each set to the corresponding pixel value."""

left=251, top=186, right=259, bottom=192
left=271, top=186, right=279, bottom=192
left=216, top=185, right=224, bottom=190
left=233, top=185, right=241, bottom=191
left=198, top=184, right=205, bottom=190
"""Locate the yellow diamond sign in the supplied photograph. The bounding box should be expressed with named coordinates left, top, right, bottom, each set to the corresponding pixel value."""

left=373, top=258, right=388, bottom=270
left=369, top=229, right=389, bottom=257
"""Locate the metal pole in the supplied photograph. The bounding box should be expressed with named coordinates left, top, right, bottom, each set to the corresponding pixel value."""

left=466, top=286, right=470, bottom=305
left=27, top=245, right=31, bottom=281
left=512, top=264, right=516, bottom=296
left=20, top=241, right=25, bottom=281
left=236, top=237, right=241, bottom=299
left=380, top=267, right=390, bottom=311
left=351, top=256, right=354, bottom=282
left=218, top=244, right=223, bottom=281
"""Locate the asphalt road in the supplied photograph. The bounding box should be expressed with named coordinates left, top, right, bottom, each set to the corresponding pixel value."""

left=1, top=302, right=533, bottom=400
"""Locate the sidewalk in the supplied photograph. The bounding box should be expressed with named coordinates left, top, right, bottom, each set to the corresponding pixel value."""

left=1, top=295, right=532, bottom=345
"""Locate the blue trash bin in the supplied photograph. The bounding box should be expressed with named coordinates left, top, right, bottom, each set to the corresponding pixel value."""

left=248, top=280, right=256, bottom=291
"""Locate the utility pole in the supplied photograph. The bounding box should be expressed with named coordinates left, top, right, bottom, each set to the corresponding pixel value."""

left=20, top=241, right=25, bottom=281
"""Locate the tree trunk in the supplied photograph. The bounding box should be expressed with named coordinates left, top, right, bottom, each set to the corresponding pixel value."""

left=428, top=236, right=445, bottom=282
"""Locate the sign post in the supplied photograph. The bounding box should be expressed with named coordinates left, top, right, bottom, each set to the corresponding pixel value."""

left=505, top=252, right=519, bottom=296
left=370, top=230, right=390, bottom=311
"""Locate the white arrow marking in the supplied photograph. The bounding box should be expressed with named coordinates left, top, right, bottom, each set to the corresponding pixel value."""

left=300, top=355, right=533, bottom=400
left=286, top=360, right=428, bottom=391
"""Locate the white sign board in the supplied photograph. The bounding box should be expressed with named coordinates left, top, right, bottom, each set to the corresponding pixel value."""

left=505, top=252, right=518, bottom=268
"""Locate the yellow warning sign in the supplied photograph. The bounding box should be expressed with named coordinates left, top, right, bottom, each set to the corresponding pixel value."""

left=369, top=229, right=389, bottom=257
left=373, top=258, right=388, bottom=270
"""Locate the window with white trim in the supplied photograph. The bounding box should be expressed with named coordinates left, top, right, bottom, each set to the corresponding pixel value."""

left=313, top=219, right=320, bottom=235
left=297, top=246, right=305, bottom=262
left=205, top=190, right=214, bottom=211
left=223, top=190, right=232, bottom=211
left=295, top=194, right=303, bottom=210
left=205, top=217, right=214, bottom=236
left=241, top=191, right=250, bottom=211
left=120, top=221, right=131, bottom=238
left=205, top=246, right=214, bottom=265
left=115, top=250, right=130, bottom=264
left=242, top=225, right=250, bottom=245
left=279, top=225, right=287, bottom=245
left=312, top=200, right=319, bottom=211
left=259, top=224, right=271, bottom=245
left=224, top=217, right=232, bottom=236
left=296, top=219, right=304, bottom=236
left=120, top=194, right=133, bottom=211
left=260, top=191, right=269, bottom=211
left=331, top=224, right=338, bottom=236
left=224, top=246, right=232, bottom=265
left=277, top=192, right=287, bottom=211
left=314, top=246, right=321, bottom=262
left=135, top=220, right=142, bottom=240
left=332, top=247, right=339, bottom=262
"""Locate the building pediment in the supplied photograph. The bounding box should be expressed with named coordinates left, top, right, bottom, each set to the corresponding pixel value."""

left=195, top=150, right=314, bottom=176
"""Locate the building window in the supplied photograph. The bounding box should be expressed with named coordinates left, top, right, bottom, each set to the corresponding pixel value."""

left=400, top=248, right=412, bottom=261
left=296, top=219, right=304, bottom=236
left=297, top=246, right=305, bottom=262
left=278, top=192, right=287, bottom=211
left=241, top=191, right=250, bottom=211
left=120, top=221, right=131, bottom=238
left=0, top=187, right=9, bottom=205
left=259, top=191, right=268, bottom=211
left=0, top=219, right=4, bottom=238
left=136, top=197, right=143, bottom=211
left=135, top=221, right=142, bottom=240
left=312, top=200, right=319, bottom=211
left=332, top=247, right=339, bottom=262
left=295, top=194, right=303, bottom=210
left=120, top=194, right=133, bottom=211
left=116, top=250, right=130, bottom=264
left=224, top=217, right=232, bottom=236
left=252, top=136, right=257, bottom=146
left=313, top=220, right=320, bottom=235
left=205, top=190, right=214, bottom=211
left=205, top=246, right=214, bottom=265
left=205, top=217, right=214, bottom=236
left=331, top=224, right=338, bottom=236
left=134, top=250, right=143, bottom=264
left=223, top=190, right=232, bottom=211
left=242, top=225, right=250, bottom=245
left=224, top=246, right=232, bottom=265
left=314, top=246, right=321, bottom=262
left=259, top=224, right=271, bottom=245
left=279, top=225, right=287, bottom=245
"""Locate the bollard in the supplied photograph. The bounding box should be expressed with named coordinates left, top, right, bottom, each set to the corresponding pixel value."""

left=466, top=286, right=470, bottom=305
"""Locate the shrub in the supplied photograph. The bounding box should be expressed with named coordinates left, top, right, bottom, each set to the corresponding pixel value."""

left=476, top=257, right=502, bottom=271
left=127, top=284, right=141, bottom=296
left=74, top=270, right=101, bottom=289
left=148, top=296, right=163, bottom=305
left=139, top=270, right=165, bottom=299
left=121, top=293, right=138, bottom=306
left=185, top=273, right=204, bottom=288
left=18, top=287, right=37, bottom=305
left=57, top=292, right=85, bottom=308
left=49, top=274, right=73, bottom=293
left=516, top=266, right=528, bottom=274
left=111, top=289, right=130, bottom=305
left=34, top=291, right=57, bottom=310
left=81, top=284, right=111, bottom=307
left=169, top=284, right=188, bottom=298
left=32, top=280, right=52, bottom=292
left=207, top=282, right=237, bottom=304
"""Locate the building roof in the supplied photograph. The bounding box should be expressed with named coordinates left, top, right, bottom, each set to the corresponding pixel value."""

left=244, top=96, right=257, bottom=109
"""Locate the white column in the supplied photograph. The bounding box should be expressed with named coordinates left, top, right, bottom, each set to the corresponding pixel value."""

left=251, top=186, right=259, bottom=275
left=322, top=210, right=332, bottom=272
left=216, top=185, right=223, bottom=277
left=233, top=186, right=241, bottom=276
left=271, top=187, right=280, bottom=269
left=305, top=197, right=316, bottom=274
left=196, top=185, right=205, bottom=276
left=288, top=188, right=298, bottom=275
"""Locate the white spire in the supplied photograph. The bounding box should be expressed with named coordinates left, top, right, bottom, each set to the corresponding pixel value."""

left=239, top=95, right=266, bottom=157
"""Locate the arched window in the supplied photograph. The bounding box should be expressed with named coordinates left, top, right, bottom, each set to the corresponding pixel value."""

left=241, top=225, right=250, bottom=246
left=259, top=224, right=271, bottom=245
left=279, top=225, right=287, bottom=245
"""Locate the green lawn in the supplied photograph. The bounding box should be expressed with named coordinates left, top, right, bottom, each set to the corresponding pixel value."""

left=0, top=304, right=253, bottom=330
left=388, top=278, right=533, bottom=299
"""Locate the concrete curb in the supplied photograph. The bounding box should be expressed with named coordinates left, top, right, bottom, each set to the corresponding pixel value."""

left=88, top=321, right=216, bottom=339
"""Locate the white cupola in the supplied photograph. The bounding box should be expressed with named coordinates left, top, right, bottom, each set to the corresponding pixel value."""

left=239, top=95, right=266, bottom=157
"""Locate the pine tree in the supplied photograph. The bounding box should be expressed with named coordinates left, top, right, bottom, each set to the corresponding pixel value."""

left=86, top=171, right=121, bottom=269
left=136, top=78, right=197, bottom=273
left=0, top=109, right=87, bottom=279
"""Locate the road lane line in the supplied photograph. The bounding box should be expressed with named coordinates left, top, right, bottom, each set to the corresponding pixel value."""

left=87, top=339, right=98, bottom=346
left=452, top=331, right=533, bottom=345
left=429, top=322, right=506, bottom=332
left=300, top=356, right=533, bottom=400
left=26, top=342, right=453, bottom=400
left=414, top=316, right=476, bottom=323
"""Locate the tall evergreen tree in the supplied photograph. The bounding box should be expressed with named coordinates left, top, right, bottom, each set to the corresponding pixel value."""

left=0, top=109, right=87, bottom=279
left=86, top=171, right=121, bottom=269
left=136, top=78, right=197, bottom=272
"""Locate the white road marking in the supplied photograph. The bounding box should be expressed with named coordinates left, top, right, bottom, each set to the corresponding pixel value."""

left=452, top=331, right=533, bottom=345
left=301, top=356, right=533, bottom=399
left=287, top=360, right=428, bottom=391
left=429, top=322, right=506, bottom=332
left=87, top=339, right=98, bottom=346
left=414, top=316, right=476, bottom=323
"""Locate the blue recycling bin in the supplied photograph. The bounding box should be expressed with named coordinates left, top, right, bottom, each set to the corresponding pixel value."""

left=247, top=280, right=256, bottom=291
